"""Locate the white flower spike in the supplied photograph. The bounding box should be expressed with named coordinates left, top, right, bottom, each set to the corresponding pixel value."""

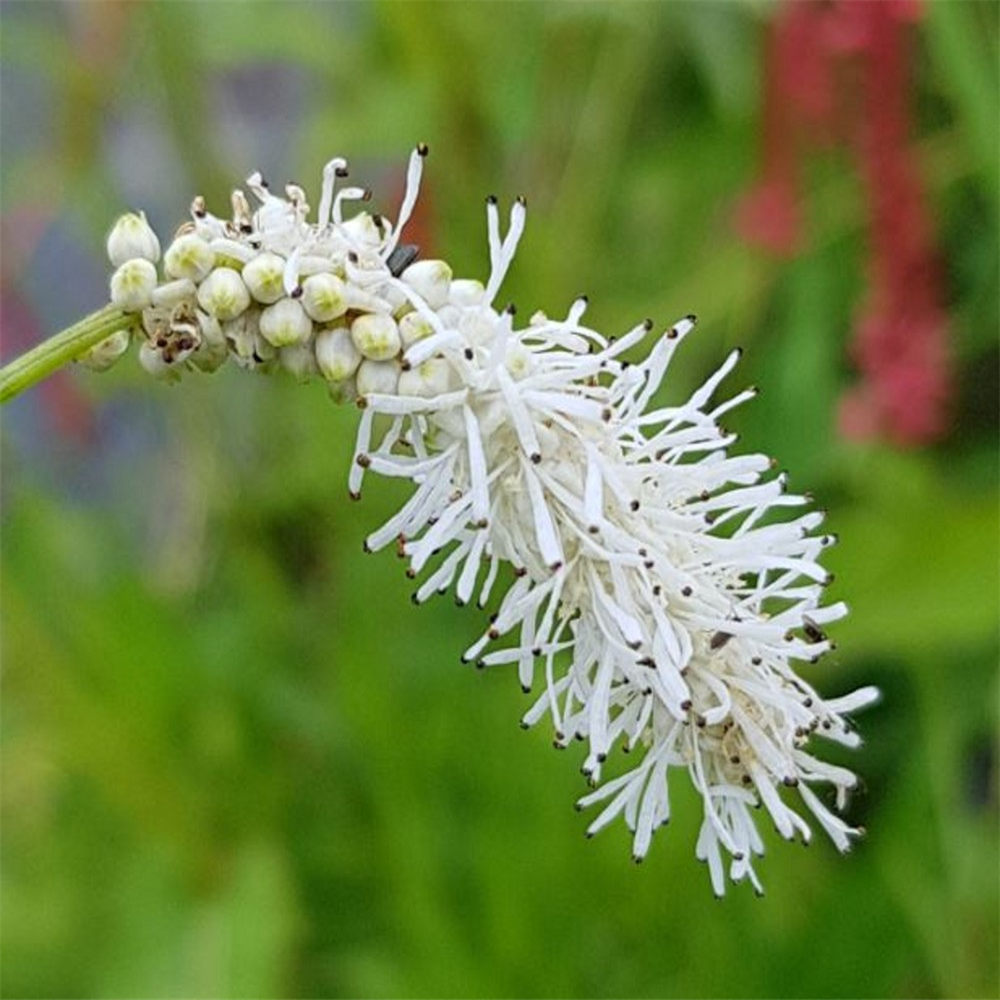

left=99, top=145, right=878, bottom=894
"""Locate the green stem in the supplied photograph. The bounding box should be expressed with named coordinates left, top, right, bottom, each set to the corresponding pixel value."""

left=0, top=304, right=132, bottom=404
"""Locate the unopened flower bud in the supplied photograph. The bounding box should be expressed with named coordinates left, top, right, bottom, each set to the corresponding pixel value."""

left=107, top=212, right=160, bottom=266
left=397, top=357, right=455, bottom=398
left=280, top=342, right=319, bottom=382
left=356, top=358, right=401, bottom=396
left=110, top=258, right=158, bottom=312
left=301, top=272, right=348, bottom=323
left=242, top=252, right=287, bottom=304
left=400, top=259, right=452, bottom=309
left=152, top=278, right=197, bottom=309
left=315, top=326, right=362, bottom=381
left=351, top=312, right=401, bottom=361
left=449, top=278, right=485, bottom=308
left=78, top=329, right=131, bottom=372
left=327, top=377, right=357, bottom=406
left=259, top=297, right=312, bottom=348
left=196, top=267, right=250, bottom=321
left=164, top=234, right=215, bottom=283
left=398, top=311, right=435, bottom=349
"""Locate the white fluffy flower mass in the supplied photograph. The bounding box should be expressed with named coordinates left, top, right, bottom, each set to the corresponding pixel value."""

left=100, top=146, right=878, bottom=895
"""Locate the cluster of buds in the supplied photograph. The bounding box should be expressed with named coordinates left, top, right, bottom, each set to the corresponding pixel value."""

left=98, top=145, right=474, bottom=400
left=92, top=146, right=877, bottom=895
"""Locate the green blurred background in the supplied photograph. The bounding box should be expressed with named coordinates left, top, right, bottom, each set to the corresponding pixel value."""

left=1, top=3, right=997, bottom=998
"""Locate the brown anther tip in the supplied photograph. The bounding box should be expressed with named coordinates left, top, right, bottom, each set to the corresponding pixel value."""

left=361, top=189, right=372, bottom=202
left=356, top=454, right=371, bottom=468
left=416, top=142, right=429, bottom=156
left=629, top=500, right=640, bottom=512
left=291, top=285, right=304, bottom=299
left=685, top=313, right=698, bottom=324
left=516, top=195, right=527, bottom=207
left=530, top=452, right=542, bottom=464
left=464, top=348, right=474, bottom=360
left=680, top=699, right=693, bottom=711
left=549, top=561, right=563, bottom=572
left=347, top=251, right=359, bottom=263
left=588, top=525, right=600, bottom=534
left=521, top=684, right=531, bottom=694
left=335, top=165, right=349, bottom=178
left=642, top=317, right=654, bottom=331
left=356, top=397, right=368, bottom=409
left=486, top=194, right=498, bottom=205
left=400, top=359, right=412, bottom=372
left=405, top=568, right=416, bottom=579
left=348, top=490, right=361, bottom=501
left=578, top=294, right=589, bottom=304
left=682, top=585, right=694, bottom=597
left=505, top=302, right=517, bottom=315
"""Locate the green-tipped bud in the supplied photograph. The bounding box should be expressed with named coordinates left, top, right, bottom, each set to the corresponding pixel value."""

left=196, top=267, right=250, bottom=321
left=398, top=311, right=435, bottom=349
left=242, top=252, right=287, bottom=304
left=315, top=326, right=362, bottom=381
left=449, top=279, right=485, bottom=308
left=110, top=258, right=158, bottom=312
left=351, top=312, right=401, bottom=361
left=301, top=273, right=348, bottom=323
left=400, top=259, right=452, bottom=309
left=107, top=211, right=161, bottom=267
left=356, top=358, right=401, bottom=396
left=164, top=234, right=215, bottom=283
left=280, top=343, right=319, bottom=382
left=259, top=298, right=312, bottom=348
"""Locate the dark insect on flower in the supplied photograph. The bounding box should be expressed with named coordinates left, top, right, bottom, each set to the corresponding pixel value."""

left=387, top=243, right=421, bottom=277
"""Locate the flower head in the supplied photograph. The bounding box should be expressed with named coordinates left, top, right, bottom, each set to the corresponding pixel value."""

left=101, top=145, right=877, bottom=894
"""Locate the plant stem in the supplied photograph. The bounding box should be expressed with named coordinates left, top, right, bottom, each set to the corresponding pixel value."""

left=0, top=305, right=132, bottom=404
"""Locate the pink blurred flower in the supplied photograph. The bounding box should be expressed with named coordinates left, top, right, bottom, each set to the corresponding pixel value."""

left=738, top=0, right=951, bottom=446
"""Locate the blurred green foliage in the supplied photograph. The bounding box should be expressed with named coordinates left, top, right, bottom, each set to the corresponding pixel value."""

left=1, top=3, right=997, bottom=998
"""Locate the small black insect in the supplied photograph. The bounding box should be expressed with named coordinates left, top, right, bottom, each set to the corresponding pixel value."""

left=387, top=243, right=420, bottom=277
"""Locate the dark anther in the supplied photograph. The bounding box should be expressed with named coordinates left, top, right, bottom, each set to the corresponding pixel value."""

left=291, top=285, right=304, bottom=299
left=629, top=500, right=640, bottom=512
left=464, top=348, right=474, bottom=360
left=530, top=452, right=542, bottom=464
left=642, top=318, right=654, bottom=331
left=417, top=142, right=429, bottom=156
left=710, top=631, right=733, bottom=650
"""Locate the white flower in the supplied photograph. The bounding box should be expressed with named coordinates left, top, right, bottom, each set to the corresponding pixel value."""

left=347, top=191, right=879, bottom=896
left=102, top=145, right=876, bottom=893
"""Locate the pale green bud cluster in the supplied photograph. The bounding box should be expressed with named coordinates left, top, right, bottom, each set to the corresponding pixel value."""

left=100, top=185, right=468, bottom=399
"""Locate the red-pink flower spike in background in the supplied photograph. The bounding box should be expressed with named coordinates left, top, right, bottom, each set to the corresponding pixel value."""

left=737, top=0, right=951, bottom=447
